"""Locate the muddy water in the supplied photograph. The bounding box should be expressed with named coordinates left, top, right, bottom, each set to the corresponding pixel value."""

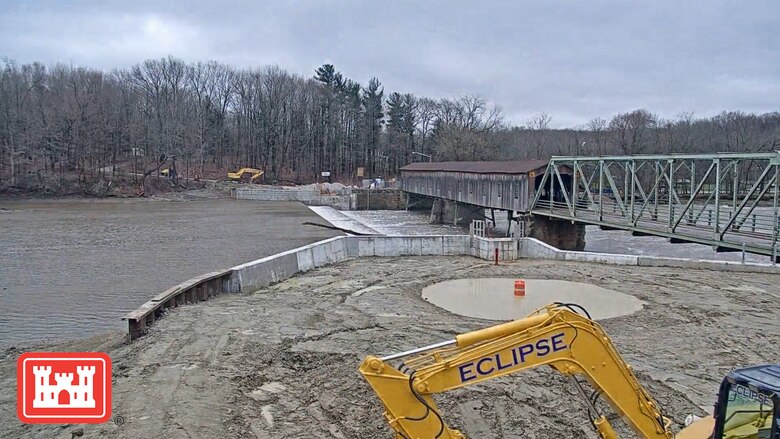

left=422, top=278, right=644, bottom=321
left=0, top=198, right=339, bottom=349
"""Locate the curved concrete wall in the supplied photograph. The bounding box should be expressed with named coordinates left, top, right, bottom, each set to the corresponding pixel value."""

left=126, top=234, right=777, bottom=339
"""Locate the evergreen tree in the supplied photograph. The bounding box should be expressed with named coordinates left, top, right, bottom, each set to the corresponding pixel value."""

left=362, top=77, right=384, bottom=177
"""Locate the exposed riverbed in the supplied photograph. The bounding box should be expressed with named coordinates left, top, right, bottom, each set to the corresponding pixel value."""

left=1, top=256, right=777, bottom=438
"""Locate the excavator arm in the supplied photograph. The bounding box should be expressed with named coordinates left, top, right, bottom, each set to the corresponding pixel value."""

left=359, top=304, right=673, bottom=439
left=227, top=168, right=264, bottom=182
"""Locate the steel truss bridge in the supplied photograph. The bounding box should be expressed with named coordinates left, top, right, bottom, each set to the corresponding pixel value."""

left=530, top=152, right=780, bottom=261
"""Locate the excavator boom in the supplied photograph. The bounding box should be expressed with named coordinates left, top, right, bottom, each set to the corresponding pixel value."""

left=227, top=167, right=263, bottom=182
left=359, top=304, right=673, bottom=439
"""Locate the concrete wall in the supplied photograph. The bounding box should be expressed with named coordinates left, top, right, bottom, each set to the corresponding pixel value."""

left=127, top=233, right=778, bottom=339
left=353, top=189, right=405, bottom=210
left=471, top=236, right=517, bottom=260
left=230, top=234, right=780, bottom=296
left=234, top=188, right=355, bottom=209
left=518, top=236, right=778, bottom=273
left=231, top=235, right=528, bottom=294
left=528, top=215, right=586, bottom=251
left=355, top=235, right=471, bottom=257
left=232, top=237, right=352, bottom=293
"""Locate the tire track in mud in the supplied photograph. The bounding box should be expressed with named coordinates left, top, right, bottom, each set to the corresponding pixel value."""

left=1, top=257, right=778, bottom=438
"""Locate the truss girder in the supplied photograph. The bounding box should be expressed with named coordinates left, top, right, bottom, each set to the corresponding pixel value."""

left=530, top=152, right=780, bottom=260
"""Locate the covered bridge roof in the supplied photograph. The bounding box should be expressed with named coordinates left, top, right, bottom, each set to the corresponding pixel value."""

left=400, top=160, right=549, bottom=175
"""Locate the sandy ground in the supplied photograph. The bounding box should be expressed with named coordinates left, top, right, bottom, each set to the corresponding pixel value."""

left=1, top=257, right=778, bottom=438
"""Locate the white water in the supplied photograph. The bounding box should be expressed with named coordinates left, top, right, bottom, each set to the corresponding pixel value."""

left=336, top=209, right=772, bottom=263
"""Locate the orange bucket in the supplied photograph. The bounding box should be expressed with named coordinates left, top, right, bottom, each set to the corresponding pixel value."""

left=514, top=279, right=526, bottom=297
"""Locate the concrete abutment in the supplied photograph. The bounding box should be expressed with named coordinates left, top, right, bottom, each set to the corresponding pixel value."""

left=528, top=215, right=586, bottom=251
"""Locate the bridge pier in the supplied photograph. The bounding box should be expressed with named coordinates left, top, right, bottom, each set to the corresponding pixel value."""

left=529, top=215, right=586, bottom=251
left=430, top=199, right=484, bottom=226
left=405, top=193, right=434, bottom=211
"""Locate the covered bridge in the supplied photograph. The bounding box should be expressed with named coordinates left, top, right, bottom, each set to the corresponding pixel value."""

left=400, top=160, right=571, bottom=213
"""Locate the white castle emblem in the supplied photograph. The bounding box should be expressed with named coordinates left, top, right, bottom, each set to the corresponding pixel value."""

left=32, top=365, right=96, bottom=408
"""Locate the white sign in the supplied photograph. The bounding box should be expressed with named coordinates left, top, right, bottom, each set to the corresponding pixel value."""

left=321, top=172, right=331, bottom=177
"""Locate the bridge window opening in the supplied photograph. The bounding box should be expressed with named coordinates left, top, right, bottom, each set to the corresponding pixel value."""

left=457, top=180, right=462, bottom=194
left=482, top=182, right=487, bottom=197
left=497, top=182, right=503, bottom=198
left=514, top=182, right=519, bottom=199
left=468, top=181, right=473, bottom=194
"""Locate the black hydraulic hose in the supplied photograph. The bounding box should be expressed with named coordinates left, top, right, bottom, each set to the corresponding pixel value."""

left=406, top=372, right=446, bottom=438
left=552, top=302, right=593, bottom=320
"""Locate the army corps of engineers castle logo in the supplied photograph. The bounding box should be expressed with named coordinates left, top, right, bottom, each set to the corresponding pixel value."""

left=17, top=352, right=112, bottom=423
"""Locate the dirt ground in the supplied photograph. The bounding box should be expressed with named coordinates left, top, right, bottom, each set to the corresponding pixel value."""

left=1, top=257, right=778, bottom=438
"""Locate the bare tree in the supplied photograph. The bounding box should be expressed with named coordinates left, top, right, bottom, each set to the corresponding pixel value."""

left=2, top=56, right=780, bottom=196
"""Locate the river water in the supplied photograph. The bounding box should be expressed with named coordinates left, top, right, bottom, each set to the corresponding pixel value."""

left=0, top=198, right=339, bottom=349
left=1, top=199, right=770, bottom=350
left=341, top=209, right=770, bottom=263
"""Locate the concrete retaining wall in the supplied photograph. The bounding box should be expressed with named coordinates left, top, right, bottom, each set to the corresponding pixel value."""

left=353, top=188, right=405, bottom=210
left=355, top=235, right=471, bottom=257
left=233, top=236, right=352, bottom=293
left=234, top=188, right=355, bottom=209
left=518, top=236, right=777, bottom=272
left=126, top=234, right=778, bottom=340
left=471, top=236, right=517, bottom=260
left=233, top=235, right=480, bottom=293
left=636, top=255, right=780, bottom=273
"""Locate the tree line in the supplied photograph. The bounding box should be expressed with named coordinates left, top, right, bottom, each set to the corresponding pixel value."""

left=1, top=56, right=779, bottom=191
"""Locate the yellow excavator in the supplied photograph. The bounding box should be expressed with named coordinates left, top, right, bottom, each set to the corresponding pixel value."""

left=227, top=167, right=264, bottom=183
left=359, top=303, right=779, bottom=439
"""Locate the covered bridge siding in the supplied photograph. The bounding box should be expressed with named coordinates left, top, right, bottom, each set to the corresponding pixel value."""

left=400, top=161, right=584, bottom=249
left=400, top=160, right=571, bottom=212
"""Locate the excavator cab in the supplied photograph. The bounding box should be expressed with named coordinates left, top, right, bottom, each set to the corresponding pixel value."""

left=711, top=365, right=780, bottom=439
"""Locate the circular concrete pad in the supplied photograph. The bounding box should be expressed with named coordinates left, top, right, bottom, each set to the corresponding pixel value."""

left=422, top=278, right=644, bottom=321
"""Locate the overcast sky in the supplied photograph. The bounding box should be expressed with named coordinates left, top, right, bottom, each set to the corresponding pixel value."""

left=1, top=0, right=778, bottom=127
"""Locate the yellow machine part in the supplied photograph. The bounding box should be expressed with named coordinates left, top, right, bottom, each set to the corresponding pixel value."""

left=675, top=416, right=715, bottom=439
left=359, top=304, right=723, bottom=439
left=227, top=168, right=264, bottom=182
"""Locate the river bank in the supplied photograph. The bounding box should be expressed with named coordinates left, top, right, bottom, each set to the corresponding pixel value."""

left=1, top=256, right=777, bottom=438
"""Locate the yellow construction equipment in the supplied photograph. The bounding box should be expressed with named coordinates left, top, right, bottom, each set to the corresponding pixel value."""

left=359, top=303, right=779, bottom=439
left=227, top=167, right=264, bottom=183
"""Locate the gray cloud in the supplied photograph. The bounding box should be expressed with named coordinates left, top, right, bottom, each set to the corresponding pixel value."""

left=1, top=0, right=778, bottom=127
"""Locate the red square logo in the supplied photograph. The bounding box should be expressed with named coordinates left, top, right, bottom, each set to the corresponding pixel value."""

left=17, top=352, right=112, bottom=424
